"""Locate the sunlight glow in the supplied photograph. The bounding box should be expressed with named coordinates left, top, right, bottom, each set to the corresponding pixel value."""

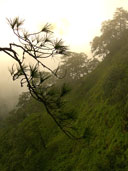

left=0, top=0, right=127, bottom=53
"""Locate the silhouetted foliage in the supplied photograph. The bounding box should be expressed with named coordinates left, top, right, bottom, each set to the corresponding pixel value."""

left=91, top=8, right=128, bottom=58
left=0, top=17, right=78, bottom=139
left=58, top=52, right=99, bottom=82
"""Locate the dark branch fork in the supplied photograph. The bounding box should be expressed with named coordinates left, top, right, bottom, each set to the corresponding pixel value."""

left=0, top=17, right=81, bottom=140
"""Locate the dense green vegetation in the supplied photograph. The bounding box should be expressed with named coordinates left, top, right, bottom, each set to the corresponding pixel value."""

left=1, top=8, right=128, bottom=171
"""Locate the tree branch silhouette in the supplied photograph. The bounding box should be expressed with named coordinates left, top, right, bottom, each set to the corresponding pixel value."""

left=0, top=17, right=80, bottom=139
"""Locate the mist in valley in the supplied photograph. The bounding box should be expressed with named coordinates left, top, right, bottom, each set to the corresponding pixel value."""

left=0, top=56, right=26, bottom=115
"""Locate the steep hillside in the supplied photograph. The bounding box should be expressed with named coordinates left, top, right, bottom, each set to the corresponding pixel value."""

left=41, top=45, right=128, bottom=170
left=1, top=45, right=128, bottom=171
left=69, top=45, right=128, bottom=171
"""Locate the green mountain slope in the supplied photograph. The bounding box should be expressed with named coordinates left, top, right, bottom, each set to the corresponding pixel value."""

left=44, top=45, right=128, bottom=171
left=1, top=45, right=128, bottom=171
left=71, top=45, right=128, bottom=171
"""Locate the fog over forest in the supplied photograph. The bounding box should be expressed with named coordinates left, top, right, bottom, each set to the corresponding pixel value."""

left=0, top=0, right=128, bottom=112
left=1, top=1, right=128, bottom=170
left=0, top=57, right=26, bottom=111
left=0, top=53, right=60, bottom=111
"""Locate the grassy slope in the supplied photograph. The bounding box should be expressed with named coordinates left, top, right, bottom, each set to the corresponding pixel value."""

left=42, top=45, right=128, bottom=171
left=1, top=45, right=128, bottom=171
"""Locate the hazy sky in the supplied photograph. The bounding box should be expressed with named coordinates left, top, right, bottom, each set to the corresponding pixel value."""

left=0, top=0, right=128, bottom=53
left=0, top=0, right=128, bottom=109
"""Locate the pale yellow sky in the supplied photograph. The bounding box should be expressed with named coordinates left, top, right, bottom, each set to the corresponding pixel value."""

left=0, top=0, right=128, bottom=54
left=0, top=0, right=128, bottom=108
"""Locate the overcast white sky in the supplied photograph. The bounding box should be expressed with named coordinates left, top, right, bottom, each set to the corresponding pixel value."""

left=0, top=0, right=128, bottom=109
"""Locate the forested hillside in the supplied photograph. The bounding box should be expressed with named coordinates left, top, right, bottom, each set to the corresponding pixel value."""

left=1, top=8, right=128, bottom=171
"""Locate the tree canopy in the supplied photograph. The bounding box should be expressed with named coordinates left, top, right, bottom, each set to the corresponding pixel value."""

left=58, top=52, right=99, bottom=82
left=91, top=8, right=128, bottom=58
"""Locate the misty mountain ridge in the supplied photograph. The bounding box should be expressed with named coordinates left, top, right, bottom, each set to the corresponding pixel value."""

left=1, top=7, right=128, bottom=171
